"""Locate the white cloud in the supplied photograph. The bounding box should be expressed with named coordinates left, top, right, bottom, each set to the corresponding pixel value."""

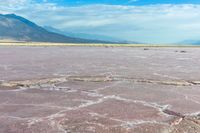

left=0, top=0, right=31, bottom=7
left=1, top=1, right=200, bottom=43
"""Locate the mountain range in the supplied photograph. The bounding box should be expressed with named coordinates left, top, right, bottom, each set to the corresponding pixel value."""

left=0, top=14, right=122, bottom=43
left=178, top=40, right=200, bottom=45
left=1, top=14, right=200, bottom=45
left=43, top=26, right=132, bottom=43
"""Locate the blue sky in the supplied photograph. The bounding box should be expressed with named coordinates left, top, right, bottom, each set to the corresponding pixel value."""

left=1, top=0, right=200, bottom=44
left=37, top=0, right=200, bottom=5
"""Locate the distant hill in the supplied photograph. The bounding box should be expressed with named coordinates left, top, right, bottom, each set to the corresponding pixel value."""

left=178, top=40, right=200, bottom=45
left=44, top=26, right=132, bottom=43
left=0, top=14, right=117, bottom=43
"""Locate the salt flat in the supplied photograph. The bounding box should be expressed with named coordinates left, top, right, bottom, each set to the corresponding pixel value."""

left=0, top=46, right=200, bottom=133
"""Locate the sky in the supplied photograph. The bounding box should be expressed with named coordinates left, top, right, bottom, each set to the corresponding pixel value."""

left=35, top=0, right=200, bottom=5
left=1, top=0, right=200, bottom=43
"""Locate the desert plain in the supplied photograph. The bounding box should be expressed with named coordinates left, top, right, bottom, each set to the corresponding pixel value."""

left=0, top=44, right=200, bottom=133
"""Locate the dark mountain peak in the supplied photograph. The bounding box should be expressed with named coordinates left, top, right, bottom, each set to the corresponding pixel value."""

left=0, top=14, right=113, bottom=43
left=2, top=14, right=38, bottom=28
left=4, top=13, right=17, bottom=17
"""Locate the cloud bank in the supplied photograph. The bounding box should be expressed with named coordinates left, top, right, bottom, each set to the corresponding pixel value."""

left=1, top=0, right=200, bottom=43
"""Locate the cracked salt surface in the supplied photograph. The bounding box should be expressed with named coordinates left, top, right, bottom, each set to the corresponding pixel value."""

left=0, top=46, right=200, bottom=133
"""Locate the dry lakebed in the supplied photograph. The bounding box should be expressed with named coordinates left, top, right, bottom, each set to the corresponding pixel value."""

left=0, top=45, right=200, bottom=133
